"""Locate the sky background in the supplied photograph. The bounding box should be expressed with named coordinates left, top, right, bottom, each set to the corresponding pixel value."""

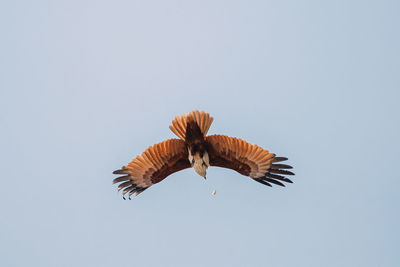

left=1, top=0, right=399, bottom=266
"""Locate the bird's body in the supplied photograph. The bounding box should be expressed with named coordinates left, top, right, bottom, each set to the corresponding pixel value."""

left=185, top=119, right=209, bottom=178
left=113, top=111, right=294, bottom=199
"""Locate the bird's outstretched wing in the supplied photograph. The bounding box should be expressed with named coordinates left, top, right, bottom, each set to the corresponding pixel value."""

left=206, top=135, right=294, bottom=187
left=113, top=139, right=190, bottom=199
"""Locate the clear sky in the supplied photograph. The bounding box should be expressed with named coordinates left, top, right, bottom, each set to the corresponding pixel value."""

left=1, top=1, right=399, bottom=266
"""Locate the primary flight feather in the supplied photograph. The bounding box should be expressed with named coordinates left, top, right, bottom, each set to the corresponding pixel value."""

left=113, top=110, right=294, bottom=199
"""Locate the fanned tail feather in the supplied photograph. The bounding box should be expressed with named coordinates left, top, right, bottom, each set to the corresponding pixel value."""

left=169, top=110, right=214, bottom=140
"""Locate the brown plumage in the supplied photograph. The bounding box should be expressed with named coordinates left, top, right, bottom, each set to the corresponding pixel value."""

left=113, top=110, right=294, bottom=199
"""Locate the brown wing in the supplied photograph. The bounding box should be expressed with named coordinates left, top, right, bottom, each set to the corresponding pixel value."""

left=113, top=139, right=190, bottom=199
left=206, top=135, right=294, bottom=187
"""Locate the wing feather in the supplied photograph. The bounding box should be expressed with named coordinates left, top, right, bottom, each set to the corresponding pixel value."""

left=206, top=135, right=294, bottom=187
left=113, top=139, right=190, bottom=198
left=112, top=175, right=130, bottom=184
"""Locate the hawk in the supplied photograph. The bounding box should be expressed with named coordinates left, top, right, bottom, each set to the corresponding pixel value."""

left=113, top=110, right=294, bottom=199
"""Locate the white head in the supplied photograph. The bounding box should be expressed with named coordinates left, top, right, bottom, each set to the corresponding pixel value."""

left=188, top=149, right=209, bottom=178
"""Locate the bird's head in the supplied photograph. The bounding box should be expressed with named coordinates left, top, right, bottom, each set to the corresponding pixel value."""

left=188, top=149, right=209, bottom=179
left=193, top=161, right=207, bottom=179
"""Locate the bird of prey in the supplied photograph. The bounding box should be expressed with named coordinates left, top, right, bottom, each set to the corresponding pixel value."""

left=113, top=110, right=294, bottom=199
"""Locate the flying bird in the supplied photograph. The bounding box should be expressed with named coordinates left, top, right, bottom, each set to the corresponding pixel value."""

left=113, top=110, right=294, bottom=199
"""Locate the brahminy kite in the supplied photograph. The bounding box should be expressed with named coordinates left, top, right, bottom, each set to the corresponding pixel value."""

left=113, top=110, right=294, bottom=199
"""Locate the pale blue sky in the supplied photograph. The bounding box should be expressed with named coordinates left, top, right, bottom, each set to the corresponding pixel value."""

left=1, top=1, right=399, bottom=266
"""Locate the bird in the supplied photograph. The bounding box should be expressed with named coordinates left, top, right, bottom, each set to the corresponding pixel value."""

left=113, top=110, right=294, bottom=199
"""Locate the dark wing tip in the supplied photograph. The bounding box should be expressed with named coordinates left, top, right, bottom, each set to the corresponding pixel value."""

left=253, top=178, right=272, bottom=187
left=254, top=157, right=295, bottom=188
left=269, top=169, right=295, bottom=176
left=112, top=175, right=131, bottom=184
left=112, top=170, right=150, bottom=199
left=272, top=157, right=288, bottom=162
left=262, top=177, right=285, bottom=187
left=117, top=181, right=133, bottom=191
left=270, top=164, right=293, bottom=169
left=113, top=168, right=129, bottom=174
left=113, top=177, right=149, bottom=199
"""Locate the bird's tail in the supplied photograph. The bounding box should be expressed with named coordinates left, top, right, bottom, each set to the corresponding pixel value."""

left=169, top=110, right=214, bottom=140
